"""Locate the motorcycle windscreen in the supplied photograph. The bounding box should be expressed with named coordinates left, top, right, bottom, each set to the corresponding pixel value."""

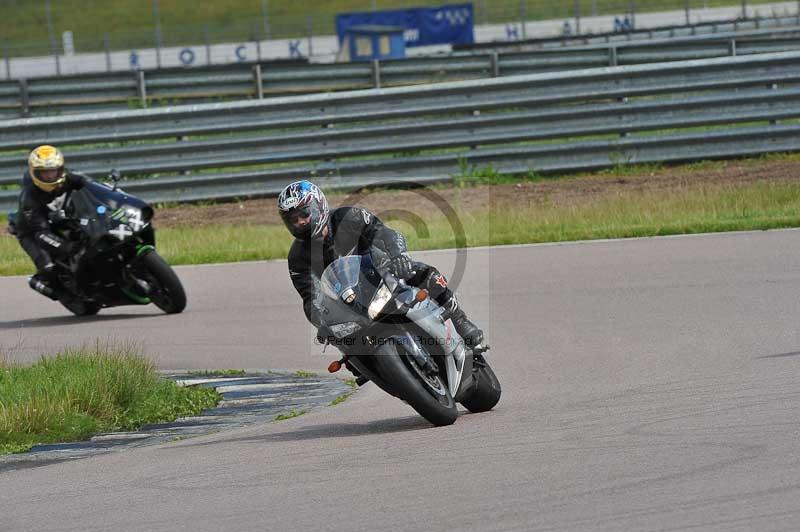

left=320, top=255, right=382, bottom=326
left=68, top=182, right=152, bottom=243
left=321, top=256, right=363, bottom=301
left=83, top=181, right=150, bottom=213
left=67, top=184, right=116, bottom=242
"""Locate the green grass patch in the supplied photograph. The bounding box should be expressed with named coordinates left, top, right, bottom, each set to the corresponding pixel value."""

left=274, top=409, right=307, bottom=421
left=432, top=182, right=800, bottom=248
left=186, top=369, right=247, bottom=377
left=156, top=224, right=291, bottom=267
left=330, top=392, right=354, bottom=406
left=454, top=160, right=543, bottom=186
left=293, top=370, right=319, bottom=378
left=0, top=342, right=221, bottom=455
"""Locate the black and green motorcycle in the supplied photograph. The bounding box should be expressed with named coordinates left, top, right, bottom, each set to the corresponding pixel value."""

left=8, top=172, right=186, bottom=316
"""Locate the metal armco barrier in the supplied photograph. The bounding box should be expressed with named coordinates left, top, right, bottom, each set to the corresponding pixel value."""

left=2, top=24, right=800, bottom=118
left=1, top=51, right=800, bottom=212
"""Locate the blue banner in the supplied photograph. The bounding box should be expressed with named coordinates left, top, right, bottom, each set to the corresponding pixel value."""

left=336, top=4, right=474, bottom=47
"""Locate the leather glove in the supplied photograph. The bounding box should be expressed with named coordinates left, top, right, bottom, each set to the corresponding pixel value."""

left=388, top=253, right=415, bottom=280
left=65, top=172, right=85, bottom=190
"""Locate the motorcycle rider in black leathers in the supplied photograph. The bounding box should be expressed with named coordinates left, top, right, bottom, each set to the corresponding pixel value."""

left=279, top=180, right=484, bottom=348
left=15, top=145, right=87, bottom=302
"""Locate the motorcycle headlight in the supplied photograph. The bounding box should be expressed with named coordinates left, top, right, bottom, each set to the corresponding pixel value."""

left=329, top=321, right=361, bottom=338
left=368, top=282, right=393, bottom=320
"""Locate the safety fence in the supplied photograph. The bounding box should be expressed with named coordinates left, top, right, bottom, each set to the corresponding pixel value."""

left=2, top=24, right=800, bottom=119
left=1, top=50, right=799, bottom=212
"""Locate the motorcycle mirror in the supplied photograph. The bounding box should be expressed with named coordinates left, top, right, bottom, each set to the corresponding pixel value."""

left=109, top=169, right=121, bottom=190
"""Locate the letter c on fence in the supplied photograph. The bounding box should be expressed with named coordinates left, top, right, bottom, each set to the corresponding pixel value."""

left=235, top=45, right=247, bottom=62
left=179, top=48, right=196, bottom=65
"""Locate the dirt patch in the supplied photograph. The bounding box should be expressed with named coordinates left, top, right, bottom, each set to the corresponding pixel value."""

left=152, top=157, right=800, bottom=229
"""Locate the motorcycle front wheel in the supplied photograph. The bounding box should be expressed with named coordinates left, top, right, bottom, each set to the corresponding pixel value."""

left=373, top=340, right=457, bottom=427
left=460, top=354, right=501, bottom=413
left=136, top=251, right=187, bottom=314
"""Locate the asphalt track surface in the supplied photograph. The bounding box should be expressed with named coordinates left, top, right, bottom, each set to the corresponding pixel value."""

left=3, top=230, right=800, bottom=531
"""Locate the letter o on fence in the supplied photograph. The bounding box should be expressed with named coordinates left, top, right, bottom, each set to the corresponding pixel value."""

left=179, top=48, right=196, bottom=66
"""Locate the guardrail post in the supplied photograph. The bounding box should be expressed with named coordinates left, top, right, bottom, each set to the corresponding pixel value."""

left=19, top=78, right=29, bottom=117
left=306, top=15, right=314, bottom=58
left=490, top=52, right=500, bottom=77
left=204, top=25, right=211, bottom=65
left=136, top=70, right=148, bottom=108
left=3, top=43, right=9, bottom=81
left=728, top=38, right=737, bottom=56
left=371, top=59, right=381, bottom=88
left=253, top=64, right=264, bottom=99
left=618, top=96, right=629, bottom=138
left=769, top=82, right=778, bottom=125
left=103, top=33, right=112, bottom=72
left=608, top=46, right=618, bottom=66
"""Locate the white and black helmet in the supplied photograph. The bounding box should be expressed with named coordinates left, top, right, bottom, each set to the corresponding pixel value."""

left=277, top=180, right=330, bottom=239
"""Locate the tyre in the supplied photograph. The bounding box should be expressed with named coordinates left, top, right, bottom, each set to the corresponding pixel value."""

left=460, top=355, right=501, bottom=413
left=373, top=340, right=458, bottom=427
left=137, top=251, right=186, bottom=314
left=61, top=298, right=100, bottom=317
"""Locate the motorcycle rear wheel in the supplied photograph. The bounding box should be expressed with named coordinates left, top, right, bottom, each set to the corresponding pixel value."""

left=373, top=341, right=458, bottom=427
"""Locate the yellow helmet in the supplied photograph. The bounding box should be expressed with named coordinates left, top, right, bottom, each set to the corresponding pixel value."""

left=28, top=145, right=66, bottom=193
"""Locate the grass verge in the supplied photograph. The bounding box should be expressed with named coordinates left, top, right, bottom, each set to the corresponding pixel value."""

left=2, top=173, right=800, bottom=276
left=0, top=343, right=221, bottom=455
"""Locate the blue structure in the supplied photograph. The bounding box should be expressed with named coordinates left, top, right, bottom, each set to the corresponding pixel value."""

left=337, top=4, right=474, bottom=48
left=345, top=25, right=406, bottom=62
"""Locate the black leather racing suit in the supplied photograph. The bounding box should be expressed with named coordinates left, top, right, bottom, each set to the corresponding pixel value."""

left=288, top=206, right=457, bottom=328
left=15, top=171, right=87, bottom=278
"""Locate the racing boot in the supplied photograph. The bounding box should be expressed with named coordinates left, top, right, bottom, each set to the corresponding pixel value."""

left=443, top=295, right=484, bottom=348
